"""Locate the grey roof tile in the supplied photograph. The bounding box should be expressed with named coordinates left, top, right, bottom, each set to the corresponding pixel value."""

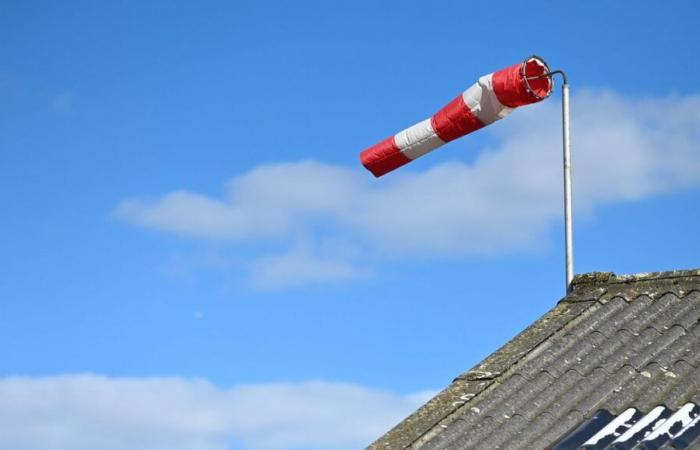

left=367, top=269, right=700, bottom=450
left=517, top=410, right=583, bottom=450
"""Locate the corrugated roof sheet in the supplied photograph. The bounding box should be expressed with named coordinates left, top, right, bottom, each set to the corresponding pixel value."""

left=368, top=269, right=700, bottom=450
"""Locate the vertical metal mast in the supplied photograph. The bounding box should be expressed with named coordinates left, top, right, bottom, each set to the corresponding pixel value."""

left=529, top=67, right=573, bottom=293
left=561, top=73, right=574, bottom=292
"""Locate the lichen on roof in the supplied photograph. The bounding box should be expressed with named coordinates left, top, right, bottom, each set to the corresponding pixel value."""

left=571, top=268, right=700, bottom=290
left=367, top=268, right=700, bottom=450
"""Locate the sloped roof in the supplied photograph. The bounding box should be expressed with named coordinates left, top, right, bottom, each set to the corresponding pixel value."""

left=368, top=269, right=700, bottom=450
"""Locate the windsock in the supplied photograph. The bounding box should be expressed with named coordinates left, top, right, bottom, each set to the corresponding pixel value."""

left=360, top=56, right=553, bottom=177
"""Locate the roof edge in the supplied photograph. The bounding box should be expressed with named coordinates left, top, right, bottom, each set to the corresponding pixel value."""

left=366, top=300, right=595, bottom=450
left=571, top=268, right=700, bottom=291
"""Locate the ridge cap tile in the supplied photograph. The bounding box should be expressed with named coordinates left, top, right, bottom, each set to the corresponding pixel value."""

left=571, top=268, right=700, bottom=291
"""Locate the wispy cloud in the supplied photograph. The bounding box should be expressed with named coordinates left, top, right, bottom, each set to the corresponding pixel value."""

left=0, top=375, right=433, bottom=450
left=51, top=93, right=73, bottom=113
left=249, top=247, right=371, bottom=291
left=114, top=91, right=700, bottom=287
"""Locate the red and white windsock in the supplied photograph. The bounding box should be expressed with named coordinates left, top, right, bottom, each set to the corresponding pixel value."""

left=359, top=56, right=553, bottom=177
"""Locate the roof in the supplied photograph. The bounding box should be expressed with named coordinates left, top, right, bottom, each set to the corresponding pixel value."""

left=368, top=269, right=700, bottom=450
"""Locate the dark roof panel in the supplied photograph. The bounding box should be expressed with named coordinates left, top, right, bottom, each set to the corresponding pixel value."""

left=552, top=402, right=700, bottom=450
left=608, top=405, right=672, bottom=450
left=551, top=410, right=615, bottom=450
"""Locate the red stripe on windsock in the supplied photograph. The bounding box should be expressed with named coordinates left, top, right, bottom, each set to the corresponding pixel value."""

left=360, top=136, right=411, bottom=177
left=492, top=58, right=551, bottom=107
left=432, top=95, right=486, bottom=143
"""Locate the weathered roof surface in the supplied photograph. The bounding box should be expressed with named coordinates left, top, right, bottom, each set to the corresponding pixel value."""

left=367, top=269, right=700, bottom=450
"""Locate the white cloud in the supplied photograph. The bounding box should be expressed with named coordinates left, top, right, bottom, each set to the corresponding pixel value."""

left=0, top=374, right=433, bottom=450
left=115, top=191, right=284, bottom=241
left=114, top=91, right=700, bottom=285
left=249, top=248, right=370, bottom=291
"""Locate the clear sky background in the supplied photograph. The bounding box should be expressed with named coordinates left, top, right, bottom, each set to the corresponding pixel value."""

left=1, top=1, right=700, bottom=449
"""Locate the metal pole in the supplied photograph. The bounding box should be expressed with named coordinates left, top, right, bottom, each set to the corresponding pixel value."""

left=526, top=67, right=573, bottom=293
left=560, top=74, right=574, bottom=292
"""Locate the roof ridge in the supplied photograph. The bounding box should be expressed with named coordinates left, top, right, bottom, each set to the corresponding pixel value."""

left=571, top=268, right=700, bottom=290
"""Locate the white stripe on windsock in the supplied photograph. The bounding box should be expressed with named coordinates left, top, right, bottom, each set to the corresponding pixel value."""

left=464, top=74, right=514, bottom=125
left=394, top=118, right=444, bottom=160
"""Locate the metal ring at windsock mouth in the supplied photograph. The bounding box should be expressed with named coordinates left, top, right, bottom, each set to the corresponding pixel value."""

left=521, top=55, right=553, bottom=101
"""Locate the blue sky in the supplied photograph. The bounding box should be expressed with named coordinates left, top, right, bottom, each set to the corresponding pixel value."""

left=1, top=1, right=700, bottom=449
